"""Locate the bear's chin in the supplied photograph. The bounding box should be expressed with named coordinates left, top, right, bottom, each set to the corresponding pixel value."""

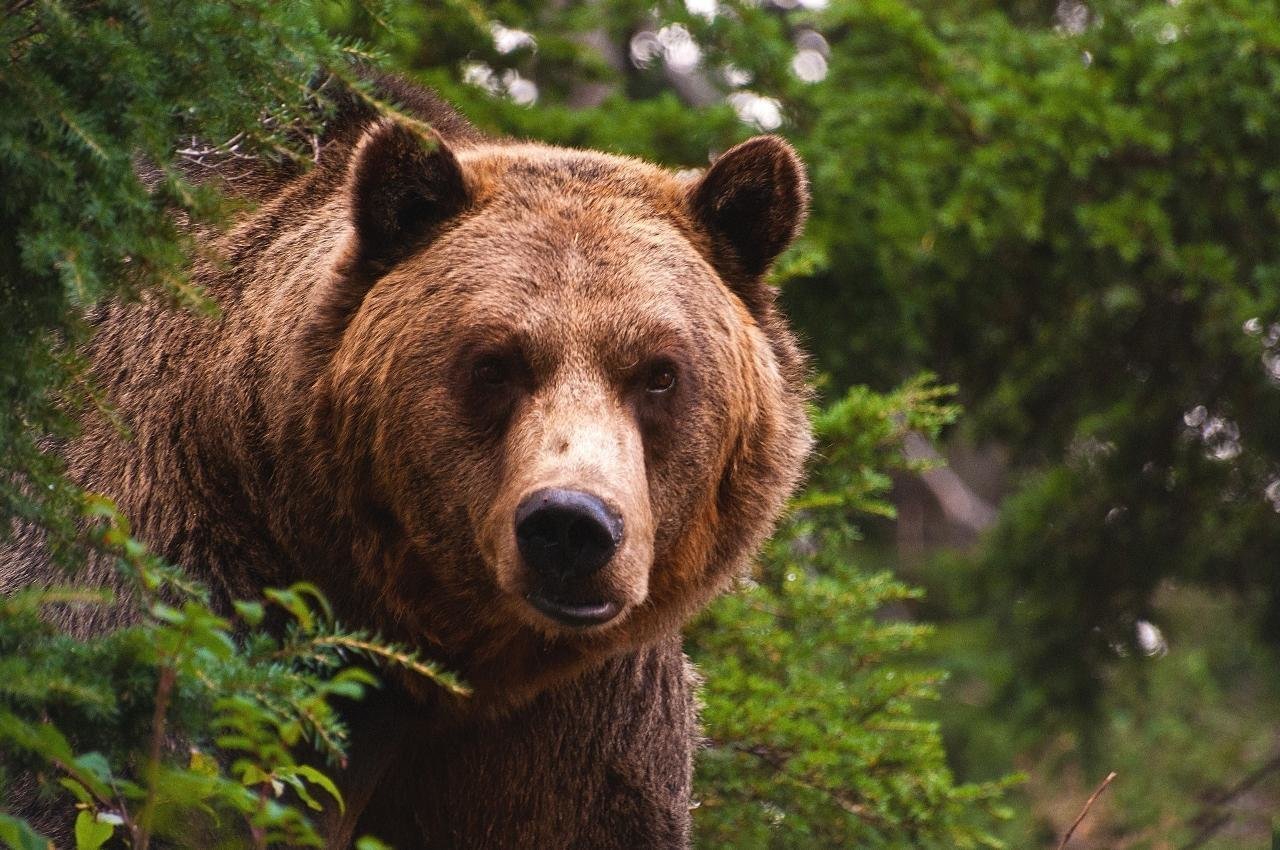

left=415, top=614, right=645, bottom=715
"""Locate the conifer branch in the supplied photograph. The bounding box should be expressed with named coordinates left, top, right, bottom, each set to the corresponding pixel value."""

left=304, top=634, right=472, bottom=697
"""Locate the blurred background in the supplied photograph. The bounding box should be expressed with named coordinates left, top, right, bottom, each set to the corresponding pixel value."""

left=316, top=1, right=1280, bottom=846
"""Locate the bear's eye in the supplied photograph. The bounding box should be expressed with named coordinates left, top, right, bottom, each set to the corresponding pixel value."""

left=473, top=356, right=510, bottom=386
left=645, top=362, right=678, bottom=395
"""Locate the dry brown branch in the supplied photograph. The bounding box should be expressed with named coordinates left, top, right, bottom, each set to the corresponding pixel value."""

left=902, top=432, right=998, bottom=533
left=1057, top=771, right=1117, bottom=850
left=1179, top=750, right=1280, bottom=850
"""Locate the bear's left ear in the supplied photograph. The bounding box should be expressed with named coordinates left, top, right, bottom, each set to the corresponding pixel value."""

left=346, top=118, right=470, bottom=273
left=687, top=135, right=809, bottom=282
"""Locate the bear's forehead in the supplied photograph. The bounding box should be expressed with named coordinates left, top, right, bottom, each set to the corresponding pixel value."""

left=383, top=142, right=741, bottom=336
left=424, top=215, right=721, bottom=315
left=459, top=143, right=689, bottom=210
left=421, top=146, right=715, bottom=294
left=429, top=205, right=721, bottom=311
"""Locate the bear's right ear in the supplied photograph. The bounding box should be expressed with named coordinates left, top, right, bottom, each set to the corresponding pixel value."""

left=346, top=119, right=470, bottom=274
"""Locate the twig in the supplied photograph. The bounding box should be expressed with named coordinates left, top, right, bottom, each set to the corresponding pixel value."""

left=712, top=739, right=891, bottom=830
left=4, top=0, right=35, bottom=14
left=302, top=634, right=472, bottom=696
left=135, top=662, right=178, bottom=850
left=1058, top=771, right=1117, bottom=850
left=1180, top=751, right=1280, bottom=850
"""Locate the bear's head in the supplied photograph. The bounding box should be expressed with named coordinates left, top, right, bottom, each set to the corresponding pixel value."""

left=293, top=119, right=812, bottom=702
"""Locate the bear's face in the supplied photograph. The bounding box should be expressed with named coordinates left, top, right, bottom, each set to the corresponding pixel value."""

left=310, top=124, right=810, bottom=697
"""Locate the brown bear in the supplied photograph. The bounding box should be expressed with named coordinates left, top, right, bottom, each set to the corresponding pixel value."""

left=0, top=77, right=812, bottom=847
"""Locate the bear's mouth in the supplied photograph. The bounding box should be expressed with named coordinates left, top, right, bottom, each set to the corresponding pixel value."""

left=524, top=592, right=621, bottom=628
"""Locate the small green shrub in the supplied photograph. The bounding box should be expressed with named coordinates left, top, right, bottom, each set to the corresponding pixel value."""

left=0, top=499, right=464, bottom=848
left=690, top=378, right=1017, bottom=848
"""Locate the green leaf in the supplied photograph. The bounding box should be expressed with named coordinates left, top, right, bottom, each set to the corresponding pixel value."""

left=294, top=764, right=345, bottom=813
left=263, top=587, right=314, bottom=632
left=239, top=764, right=270, bottom=787
left=57, top=778, right=93, bottom=806
left=188, top=748, right=219, bottom=778
left=0, top=814, right=51, bottom=850
left=71, top=752, right=114, bottom=789
left=73, top=812, right=113, bottom=850
left=233, top=600, right=265, bottom=626
left=355, top=838, right=393, bottom=850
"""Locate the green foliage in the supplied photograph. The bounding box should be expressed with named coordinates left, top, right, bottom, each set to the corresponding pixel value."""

left=764, top=0, right=1280, bottom=726
left=0, top=499, right=463, bottom=847
left=0, top=815, right=47, bottom=850
left=929, top=574, right=1280, bottom=847
left=797, top=375, right=959, bottom=519
left=0, top=0, right=356, bottom=554
left=679, top=0, right=1280, bottom=839
left=689, top=378, right=1015, bottom=848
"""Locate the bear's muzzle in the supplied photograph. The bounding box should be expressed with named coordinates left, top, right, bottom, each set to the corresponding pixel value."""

left=516, top=487, right=624, bottom=627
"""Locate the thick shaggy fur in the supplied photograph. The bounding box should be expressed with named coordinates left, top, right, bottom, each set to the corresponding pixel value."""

left=1, top=78, right=812, bottom=847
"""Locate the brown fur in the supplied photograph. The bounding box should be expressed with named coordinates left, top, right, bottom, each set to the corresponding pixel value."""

left=1, top=78, right=812, bottom=847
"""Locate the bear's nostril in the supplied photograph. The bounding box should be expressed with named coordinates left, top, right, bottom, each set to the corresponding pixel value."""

left=515, top=488, right=622, bottom=583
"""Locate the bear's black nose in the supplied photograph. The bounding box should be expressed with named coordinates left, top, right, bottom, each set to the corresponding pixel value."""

left=515, top=488, right=622, bottom=584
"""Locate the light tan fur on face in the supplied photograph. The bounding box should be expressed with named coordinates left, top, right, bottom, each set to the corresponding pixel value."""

left=478, top=375, right=655, bottom=624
